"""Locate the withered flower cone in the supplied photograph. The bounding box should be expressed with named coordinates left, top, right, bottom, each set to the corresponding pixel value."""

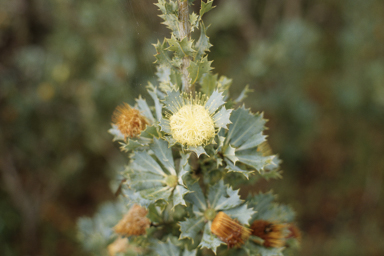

left=211, top=212, right=251, bottom=248
left=251, top=220, right=287, bottom=248
left=113, top=204, right=150, bottom=236
left=112, top=103, right=148, bottom=139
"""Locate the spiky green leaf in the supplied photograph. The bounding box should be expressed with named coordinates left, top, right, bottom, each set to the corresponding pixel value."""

left=173, top=185, right=189, bottom=208
left=235, top=85, right=254, bottom=103
left=185, top=182, right=207, bottom=214
left=188, top=56, right=212, bottom=84
left=167, top=35, right=195, bottom=58
left=225, top=107, right=266, bottom=148
left=223, top=204, right=255, bottom=224
left=199, top=222, right=223, bottom=254
left=205, top=90, right=225, bottom=115
left=225, top=159, right=253, bottom=178
left=188, top=145, right=207, bottom=157
left=154, top=39, right=174, bottom=67
left=179, top=216, right=205, bottom=243
left=200, top=73, right=218, bottom=96
left=211, top=181, right=242, bottom=211
left=152, top=239, right=180, bottom=256
left=199, top=0, right=215, bottom=20
left=150, top=138, right=176, bottom=175
left=213, top=107, right=232, bottom=130
left=195, top=22, right=212, bottom=60
left=147, top=84, right=163, bottom=122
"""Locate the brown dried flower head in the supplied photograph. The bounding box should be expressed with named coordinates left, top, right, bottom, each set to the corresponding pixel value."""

left=286, top=223, right=301, bottom=241
left=113, top=204, right=150, bottom=236
left=211, top=212, right=251, bottom=248
left=112, top=103, right=148, bottom=139
left=251, top=220, right=287, bottom=248
left=107, top=237, right=129, bottom=256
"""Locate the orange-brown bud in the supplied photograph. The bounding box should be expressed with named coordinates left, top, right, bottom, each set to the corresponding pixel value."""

left=211, top=212, right=251, bottom=248
left=112, top=103, right=148, bottom=139
left=251, top=220, right=287, bottom=248
left=113, top=204, right=150, bottom=236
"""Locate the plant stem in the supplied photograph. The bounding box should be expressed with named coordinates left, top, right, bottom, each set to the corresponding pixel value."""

left=178, top=0, right=194, bottom=95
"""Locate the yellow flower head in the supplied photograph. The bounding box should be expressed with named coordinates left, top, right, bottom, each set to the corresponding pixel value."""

left=161, top=90, right=231, bottom=150
left=169, top=103, right=215, bottom=146
left=112, top=103, right=148, bottom=140
left=211, top=212, right=251, bottom=248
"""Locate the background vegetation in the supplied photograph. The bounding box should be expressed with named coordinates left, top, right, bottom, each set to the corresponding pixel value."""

left=1, top=0, right=383, bottom=255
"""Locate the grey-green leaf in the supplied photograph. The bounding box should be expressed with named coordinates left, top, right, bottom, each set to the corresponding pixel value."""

left=150, top=138, right=176, bottom=176
left=223, top=204, right=255, bottom=224
left=213, top=107, right=232, bottom=129
left=199, top=222, right=223, bottom=254
left=179, top=216, right=205, bottom=243
left=205, top=90, right=225, bottom=115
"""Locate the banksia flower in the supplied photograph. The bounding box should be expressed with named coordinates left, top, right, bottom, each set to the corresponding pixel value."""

left=251, top=220, right=287, bottom=248
left=160, top=90, right=231, bottom=149
left=112, top=103, right=148, bottom=140
left=113, top=204, right=150, bottom=236
left=211, top=212, right=251, bottom=248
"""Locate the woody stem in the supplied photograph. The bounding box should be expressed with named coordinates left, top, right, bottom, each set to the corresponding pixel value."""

left=178, top=0, right=194, bottom=95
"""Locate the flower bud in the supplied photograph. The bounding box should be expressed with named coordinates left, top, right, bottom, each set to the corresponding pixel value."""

left=211, top=212, right=251, bottom=248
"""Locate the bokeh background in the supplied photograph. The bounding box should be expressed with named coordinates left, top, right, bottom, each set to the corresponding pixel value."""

left=1, top=0, right=383, bottom=255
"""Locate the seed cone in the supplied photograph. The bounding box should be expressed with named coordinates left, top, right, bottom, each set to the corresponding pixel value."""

left=211, top=212, right=251, bottom=248
left=113, top=204, right=150, bottom=236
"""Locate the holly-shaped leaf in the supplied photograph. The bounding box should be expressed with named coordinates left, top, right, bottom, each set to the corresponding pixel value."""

left=124, top=138, right=190, bottom=208
left=188, top=56, right=213, bottom=84
left=155, top=0, right=180, bottom=38
left=216, top=107, right=278, bottom=178
left=200, top=73, right=218, bottom=96
left=179, top=216, right=205, bottom=243
left=167, top=35, right=195, bottom=58
left=154, top=39, right=174, bottom=67
left=199, top=222, right=223, bottom=254
left=194, top=22, right=212, bottom=60
left=199, top=0, right=215, bottom=20
left=152, top=239, right=181, bottom=256
left=147, top=84, right=163, bottom=122
left=247, top=192, right=296, bottom=223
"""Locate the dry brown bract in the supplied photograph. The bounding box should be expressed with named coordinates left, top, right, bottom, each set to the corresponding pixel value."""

left=112, top=103, right=148, bottom=139
left=113, top=204, right=150, bottom=236
left=211, top=212, right=251, bottom=248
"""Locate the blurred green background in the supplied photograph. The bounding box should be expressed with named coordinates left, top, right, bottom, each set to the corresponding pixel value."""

left=1, top=0, right=383, bottom=255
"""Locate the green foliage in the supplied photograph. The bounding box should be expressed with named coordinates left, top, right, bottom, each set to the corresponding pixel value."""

left=77, top=1, right=299, bottom=256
